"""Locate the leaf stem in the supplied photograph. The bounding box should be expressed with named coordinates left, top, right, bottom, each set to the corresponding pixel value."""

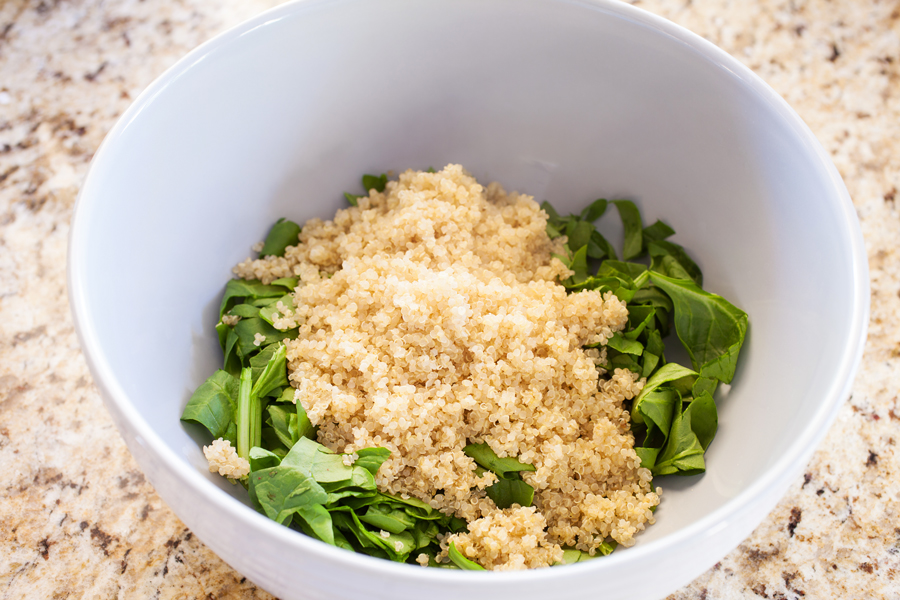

left=236, top=367, right=253, bottom=460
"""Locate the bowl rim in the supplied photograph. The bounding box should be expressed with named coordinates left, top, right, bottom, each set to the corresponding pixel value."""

left=67, top=0, right=870, bottom=585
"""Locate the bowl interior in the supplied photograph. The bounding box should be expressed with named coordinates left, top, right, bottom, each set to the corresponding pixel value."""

left=70, top=0, right=862, bottom=591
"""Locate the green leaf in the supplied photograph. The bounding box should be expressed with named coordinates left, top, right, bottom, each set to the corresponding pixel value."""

left=649, top=272, right=748, bottom=383
left=597, top=260, right=646, bottom=281
left=463, top=443, right=536, bottom=477
left=606, top=332, right=644, bottom=356
left=630, top=287, right=674, bottom=312
left=625, top=305, right=656, bottom=338
left=635, top=387, right=679, bottom=445
left=632, top=363, right=698, bottom=424
left=541, top=200, right=562, bottom=222
left=228, top=303, right=260, bottom=318
left=354, top=447, right=391, bottom=475
left=486, top=477, right=534, bottom=509
left=334, top=509, right=416, bottom=561
left=648, top=240, right=703, bottom=286
left=605, top=349, right=643, bottom=374
left=586, top=229, right=616, bottom=260
left=558, top=541, right=617, bottom=565
left=565, top=219, right=594, bottom=253
left=652, top=400, right=706, bottom=476
left=359, top=504, right=417, bottom=534
left=215, top=321, right=230, bottom=352
left=643, top=219, right=676, bottom=243
left=270, top=277, right=299, bottom=290
left=641, top=329, right=665, bottom=378
left=580, top=198, right=608, bottom=222
left=295, top=503, right=335, bottom=545
left=294, top=399, right=315, bottom=441
left=249, top=465, right=328, bottom=525
left=219, top=279, right=287, bottom=318
left=685, top=391, right=718, bottom=451
left=344, top=192, right=361, bottom=206
left=280, top=437, right=360, bottom=484
left=233, top=318, right=297, bottom=362
left=634, top=446, right=660, bottom=470
left=259, top=294, right=296, bottom=330
left=362, top=173, right=388, bottom=193
left=267, top=404, right=297, bottom=449
left=249, top=446, right=282, bottom=472
left=259, top=218, right=302, bottom=258
left=612, top=200, right=643, bottom=260
left=251, top=344, right=289, bottom=399
left=692, top=376, right=718, bottom=399
left=181, top=370, right=238, bottom=438
left=546, top=221, right=562, bottom=239
left=567, top=245, right=589, bottom=284
left=448, top=542, right=486, bottom=570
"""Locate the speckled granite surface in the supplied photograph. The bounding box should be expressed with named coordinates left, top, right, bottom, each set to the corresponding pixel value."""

left=0, top=0, right=897, bottom=598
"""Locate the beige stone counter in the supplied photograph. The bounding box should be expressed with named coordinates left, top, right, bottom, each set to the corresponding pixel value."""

left=0, top=0, right=897, bottom=597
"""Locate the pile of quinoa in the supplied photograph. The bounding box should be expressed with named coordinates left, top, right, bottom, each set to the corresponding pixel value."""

left=233, top=164, right=660, bottom=570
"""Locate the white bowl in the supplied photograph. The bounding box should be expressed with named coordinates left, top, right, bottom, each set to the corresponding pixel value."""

left=67, top=1, right=868, bottom=598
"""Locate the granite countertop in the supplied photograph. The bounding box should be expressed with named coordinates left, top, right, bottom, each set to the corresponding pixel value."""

left=0, top=0, right=897, bottom=597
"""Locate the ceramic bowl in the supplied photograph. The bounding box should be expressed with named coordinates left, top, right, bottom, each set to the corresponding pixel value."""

left=68, top=0, right=868, bottom=598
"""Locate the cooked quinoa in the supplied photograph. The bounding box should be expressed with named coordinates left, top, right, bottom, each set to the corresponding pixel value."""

left=203, top=438, right=250, bottom=479
left=232, top=164, right=660, bottom=568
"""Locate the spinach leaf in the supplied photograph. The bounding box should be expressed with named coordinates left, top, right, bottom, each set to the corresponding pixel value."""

left=580, top=198, right=609, bottom=222
left=219, top=279, right=286, bottom=318
left=228, top=303, right=260, bottom=318
left=635, top=387, right=679, bottom=447
left=249, top=465, right=328, bottom=525
left=612, top=200, right=643, bottom=260
left=587, top=229, right=617, bottom=260
left=259, top=218, right=301, bottom=258
left=359, top=504, right=417, bottom=534
left=630, top=287, right=674, bottom=313
left=641, top=328, right=665, bottom=378
left=270, top=277, right=299, bottom=291
left=267, top=404, right=298, bottom=449
left=541, top=200, right=562, bottom=223
left=463, top=443, right=535, bottom=477
left=631, top=363, right=697, bottom=425
left=295, top=503, right=336, bottom=545
left=181, top=370, right=238, bottom=438
left=234, top=318, right=297, bottom=362
left=565, top=219, right=594, bottom=252
left=251, top=344, right=289, bottom=399
left=249, top=446, right=281, bottom=471
left=259, top=294, right=296, bottom=330
left=449, top=542, right=485, bottom=570
left=648, top=240, right=703, bottom=286
left=684, top=391, right=717, bottom=451
left=485, top=477, right=534, bottom=509
left=649, top=272, right=748, bottom=383
left=354, top=447, right=391, bottom=475
left=344, top=192, right=361, bottom=206
left=651, top=399, right=707, bottom=477
left=558, top=541, right=617, bottom=564
left=362, top=173, right=388, bottom=193
left=606, top=332, right=643, bottom=356
left=295, top=398, right=316, bottom=441
left=643, top=219, right=675, bottom=243
left=692, top=376, right=718, bottom=399
left=597, top=260, right=646, bottom=281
